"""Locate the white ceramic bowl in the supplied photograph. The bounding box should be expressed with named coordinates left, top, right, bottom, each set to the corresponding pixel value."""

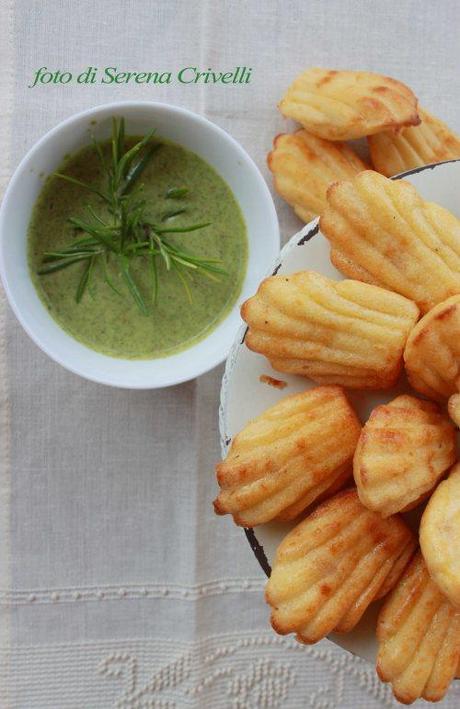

left=0, top=101, right=279, bottom=388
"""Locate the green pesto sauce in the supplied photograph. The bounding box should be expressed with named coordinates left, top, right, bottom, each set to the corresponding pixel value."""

left=28, top=138, right=247, bottom=359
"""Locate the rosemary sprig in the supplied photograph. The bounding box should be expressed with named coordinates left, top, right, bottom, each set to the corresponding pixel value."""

left=39, top=117, right=226, bottom=313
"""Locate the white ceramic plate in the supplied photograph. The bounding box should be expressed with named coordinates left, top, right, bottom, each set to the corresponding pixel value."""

left=219, top=159, right=460, bottom=663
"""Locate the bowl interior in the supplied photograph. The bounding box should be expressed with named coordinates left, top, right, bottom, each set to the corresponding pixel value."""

left=0, top=102, right=279, bottom=387
left=220, top=159, right=460, bottom=664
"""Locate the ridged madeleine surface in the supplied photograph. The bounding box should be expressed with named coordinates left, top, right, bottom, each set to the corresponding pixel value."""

left=214, top=386, right=360, bottom=526
left=368, top=108, right=460, bottom=177
left=321, top=170, right=460, bottom=313
left=354, top=395, right=456, bottom=517
left=279, top=68, right=419, bottom=141
left=404, top=295, right=460, bottom=400
left=267, top=130, right=367, bottom=222
left=265, top=489, right=416, bottom=644
left=420, top=464, right=460, bottom=608
left=377, top=552, right=460, bottom=704
left=448, top=393, right=460, bottom=427
left=241, top=270, right=419, bottom=389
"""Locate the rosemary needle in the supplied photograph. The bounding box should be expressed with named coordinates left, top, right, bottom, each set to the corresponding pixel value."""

left=165, top=187, right=188, bottom=199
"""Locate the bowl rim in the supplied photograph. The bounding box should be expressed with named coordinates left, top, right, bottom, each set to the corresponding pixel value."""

left=0, top=100, right=280, bottom=388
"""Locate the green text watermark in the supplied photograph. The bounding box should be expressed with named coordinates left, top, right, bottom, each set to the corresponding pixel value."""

left=28, top=66, right=253, bottom=88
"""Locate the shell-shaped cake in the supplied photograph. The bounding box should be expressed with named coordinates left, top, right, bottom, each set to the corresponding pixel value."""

left=320, top=170, right=460, bottom=313
left=420, top=464, right=460, bottom=608
left=278, top=68, right=419, bottom=141
left=377, top=552, right=460, bottom=704
left=265, top=489, right=416, bottom=644
left=241, top=270, right=419, bottom=389
left=368, top=108, right=460, bottom=177
left=404, top=295, right=460, bottom=401
left=214, top=386, right=361, bottom=526
left=353, top=395, right=456, bottom=517
left=267, top=130, right=367, bottom=222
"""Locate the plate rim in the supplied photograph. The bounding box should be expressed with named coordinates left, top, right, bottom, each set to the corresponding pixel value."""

left=218, top=218, right=320, bottom=575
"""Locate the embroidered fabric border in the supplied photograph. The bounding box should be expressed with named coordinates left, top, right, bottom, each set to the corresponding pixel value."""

left=5, top=631, right=416, bottom=708
left=0, top=578, right=265, bottom=605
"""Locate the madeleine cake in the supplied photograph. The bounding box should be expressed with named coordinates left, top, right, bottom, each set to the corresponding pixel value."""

left=353, top=395, right=456, bottom=517
left=420, top=464, right=460, bottom=608
left=279, top=68, right=419, bottom=141
left=377, top=552, right=460, bottom=704
left=267, top=129, right=367, bottom=222
left=265, top=489, right=416, bottom=643
left=321, top=170, right=460, bottom=313
left=404, top=295, right=460, bottom=401
left=214, top=386, right=361, bottom=526
left=241, top=270, right=419, bottom=388
left=368, top=108, right=460, bottom=177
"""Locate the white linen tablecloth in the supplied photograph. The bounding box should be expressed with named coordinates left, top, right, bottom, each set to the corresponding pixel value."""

left=1, top=1, right=460, bottom=706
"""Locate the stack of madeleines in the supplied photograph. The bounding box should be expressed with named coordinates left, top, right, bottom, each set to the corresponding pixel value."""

left=214, top=68, right=460, bottom=705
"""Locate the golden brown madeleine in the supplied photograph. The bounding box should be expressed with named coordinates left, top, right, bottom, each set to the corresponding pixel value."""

left=241, top=270, right=419, bottom=389
left=368, top=108, right=460, bottom=177
left=214, top=386, right=360, bottom=527
left=354, top=395, right=456, bottom=518
left=420, top=464, right=460, bottom=608
left=265, top=489, right=416, bottom=644
left=321, top=170, right=460, bottom=313
left=404, top=295, right=460, bottom=401
left=267, top=130, right=367, bottom=222
left=278, top=68, right=419, bottom=141
left=377, top=552, right=460, bottom=704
